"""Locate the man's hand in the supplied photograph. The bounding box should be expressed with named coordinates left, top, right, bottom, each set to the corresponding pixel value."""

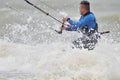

left=62, top=17, right=68, bottom=23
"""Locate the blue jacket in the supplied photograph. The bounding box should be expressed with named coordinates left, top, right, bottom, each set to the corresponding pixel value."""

left=66, top=12, right=96, bottom=31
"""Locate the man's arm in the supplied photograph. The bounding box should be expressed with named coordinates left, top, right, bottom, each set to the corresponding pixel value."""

left=65, top=18, right=84, bottom=31
left=61, top=15, right=93, bottom=31
left=62, top=17, right=83, bottom=31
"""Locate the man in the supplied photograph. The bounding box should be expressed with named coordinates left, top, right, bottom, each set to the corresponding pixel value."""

left=61, top=0, right=99, bottom=50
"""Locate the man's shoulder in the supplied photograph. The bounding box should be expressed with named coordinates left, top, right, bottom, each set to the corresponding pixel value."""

left=88, top=12, right=95, bottom=17
left=85, top=12, right=95, bottom=19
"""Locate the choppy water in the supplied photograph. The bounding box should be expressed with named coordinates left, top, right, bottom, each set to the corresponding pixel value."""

left=0, top=0, right=120, bottom=80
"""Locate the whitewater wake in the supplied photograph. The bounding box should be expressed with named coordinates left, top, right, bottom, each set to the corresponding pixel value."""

left=0, top=39, right=120, bottom=80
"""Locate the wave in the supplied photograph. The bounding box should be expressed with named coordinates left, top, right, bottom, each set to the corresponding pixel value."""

left=0, top=39, right=120, bottom=80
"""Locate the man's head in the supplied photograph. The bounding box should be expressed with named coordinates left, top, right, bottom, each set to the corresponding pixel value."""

left=80, top=0, right=90, bottom=15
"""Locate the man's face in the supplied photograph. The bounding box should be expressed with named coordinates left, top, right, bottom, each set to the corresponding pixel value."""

left=80, top=4, right=86, bottom=15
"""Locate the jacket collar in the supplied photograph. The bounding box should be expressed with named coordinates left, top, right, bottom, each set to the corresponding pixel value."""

left=83, top=11, right=91, bottom=16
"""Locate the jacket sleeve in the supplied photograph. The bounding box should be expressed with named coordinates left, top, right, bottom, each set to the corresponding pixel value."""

left=66, top=17, right=83, bottom=31
left=66, top=15, right=94, bottom=31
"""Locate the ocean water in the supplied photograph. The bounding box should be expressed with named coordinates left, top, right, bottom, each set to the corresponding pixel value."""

left=0, top=0, right=120, bottom=80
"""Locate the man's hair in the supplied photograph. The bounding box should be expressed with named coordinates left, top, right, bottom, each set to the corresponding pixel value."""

left=80, top=0, right=90, bottom=11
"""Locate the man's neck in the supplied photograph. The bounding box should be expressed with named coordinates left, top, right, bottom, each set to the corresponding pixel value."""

left=83, top=11, right=90, bottom=16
